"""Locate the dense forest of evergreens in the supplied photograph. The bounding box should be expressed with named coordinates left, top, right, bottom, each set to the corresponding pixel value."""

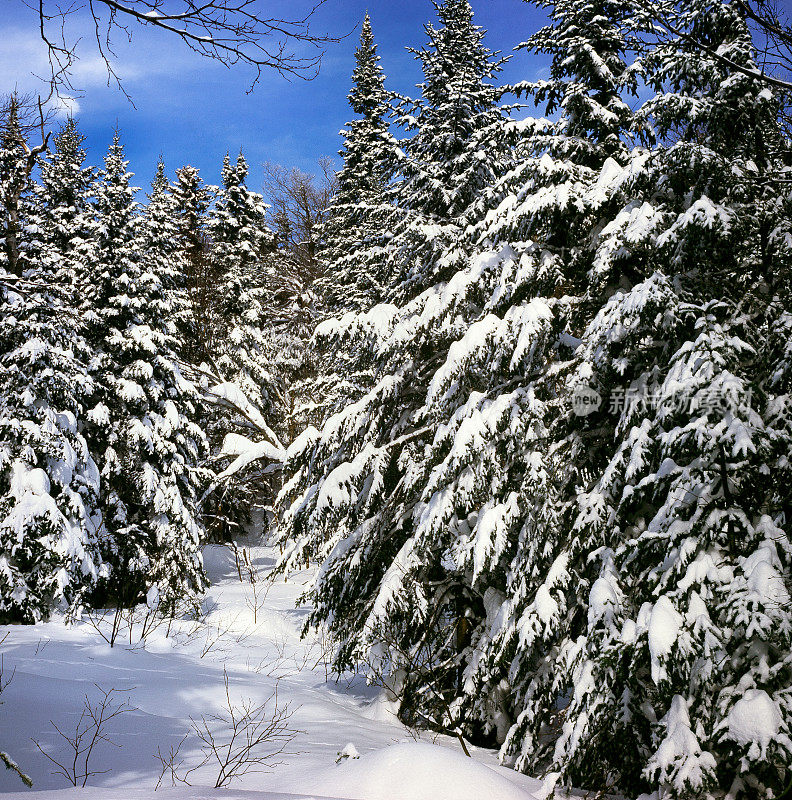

left=1, top=0, right=791, bottom=796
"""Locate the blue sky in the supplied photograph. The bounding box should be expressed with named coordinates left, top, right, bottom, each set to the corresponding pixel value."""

left=2, top=0, right=549, bottom=194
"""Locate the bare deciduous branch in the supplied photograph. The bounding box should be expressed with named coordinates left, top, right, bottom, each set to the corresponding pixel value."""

left=155, top=668, right=299, bottom=788
left=32, top=686, right=133, bottom=787
left=23, top=0, right=345, bottom=100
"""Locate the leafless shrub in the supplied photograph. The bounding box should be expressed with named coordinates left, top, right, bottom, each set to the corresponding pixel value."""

left=32, top=685, right=133, bottom=787
left=153, top=734, right=189, bottom=789
left=244, top=634, right=313, bottom=681
left=0, top=646, right=13, bottom=697
left=81, top=602, right=170, bottom=648
left=33, top=638, right=51, bottom=656
left=307, top=624, right=334, bottom=683
left=244, top=564, right=272, bottom=628
left=155, top=668, right=299, bottom=788
left=0, top=637, right=33, bottom=788
left=80, top=593, right=203, bottom=649
left=198, top=620, right=231, bottom=659
left=163, top=609, right=251, bottom=660
left=230, top=542, right=247, bottom=583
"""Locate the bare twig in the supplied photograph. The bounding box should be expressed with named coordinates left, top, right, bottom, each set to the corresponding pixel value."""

left=25, top=0, right=346, bottom=99
left=154, top=733, right=189, bottom=789
left=0, top=643, right=33, bottom=788
left=32, top=685, right=133, bottom=787
left=155, top=668, right=299, bottom=788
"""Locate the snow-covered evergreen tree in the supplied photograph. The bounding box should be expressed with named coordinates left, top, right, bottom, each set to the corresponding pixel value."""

left=0, top=110, right=103, bottom=623
left=171, top=164, right=215, bottom=363
left=279, top=1, right=792, bottom=796
left=455, top=0, right=651, bottom=780
left=139, top=159, right=188, bottom=307
left=553, top=3, right=791, bottom=795
left=275, top=0, right=517, bottom=745
left=84, top=133, right=207, bottom=612
left=200, top=152, right=284, bottom=538
left=0, top=98, right=36, bottom=279
left=308, top=13, right=401, bottom=433
left=33, top=118, right=95, bottom=270
left=385, top=0, right=510, bottom=301
left=208, top=152, right=276, bottom=394
left=319, top=13, right=399, bottom=314
left=486, top=1, right=792, bottom=796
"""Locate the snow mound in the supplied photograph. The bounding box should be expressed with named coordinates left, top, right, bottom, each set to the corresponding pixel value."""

left=314, top=741, right=535, bottom=800
left=726, top=689, right=781, bottom=752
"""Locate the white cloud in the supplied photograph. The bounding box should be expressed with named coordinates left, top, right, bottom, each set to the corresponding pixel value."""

left=0, top=29, right=53, bottom=95
left=52, top=94, right=80, bottom=117
left=0, top=20, right=195, bottom=106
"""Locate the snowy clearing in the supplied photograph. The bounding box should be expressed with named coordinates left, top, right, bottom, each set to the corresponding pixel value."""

left=0, top=543, right=540, bottom=800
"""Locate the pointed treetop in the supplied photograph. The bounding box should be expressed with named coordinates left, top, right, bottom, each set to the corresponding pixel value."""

left=398, top=0, right=506, bottom=221
left=349, top=12, right=388, bottom=117
left=220, top=151, right=249, bottom=189
left=103, top=129, right=130, bottom=176
left=521, top=0, right=641, bottom=166
left=53, top=116, right=86, bottom=161
left=150, top=157, right=169, bottom=196
left=0, top=95, right=25, bottom=152
left=236, top=151, right=249, bottom=182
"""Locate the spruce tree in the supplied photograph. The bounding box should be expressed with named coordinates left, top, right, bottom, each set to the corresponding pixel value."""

left=276, top=0, right=514, bottom=746
left=561, top=2, right=792, bottom=795
left=0, top=110, right=103, bottom=623
left=319, top=13, right=399, bottom=314
left=171, top=164, right=215, bottom=363
left=0, top=98, right=37, bottom=278
left=485, top=1, right=792, bottom=796
left=139, top=159, right=188, bottom=308
left=386, top=0, right=509, bottom=301
left=203, top=152, right=282, bottom=539
left=209, top=151, right=274, bottom=363
left=310, top=13, right=400, bottom=432
left=85, top=133, right=207, bottom=612
left=33, top=118, right=95, bottom=270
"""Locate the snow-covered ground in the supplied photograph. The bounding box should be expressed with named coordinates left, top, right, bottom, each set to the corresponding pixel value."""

left=0, top=542, right=541, bottom=799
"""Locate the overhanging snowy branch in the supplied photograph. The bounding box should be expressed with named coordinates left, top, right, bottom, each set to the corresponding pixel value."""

left=199, top=432, right=285, bottom=508
left=643, top=0, right=792, bottom=92
left=182, top=361, right=286, bottom=506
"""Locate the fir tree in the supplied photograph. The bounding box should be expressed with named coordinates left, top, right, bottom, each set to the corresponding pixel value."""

left=210, top=153, right=272, bottom=307
left=457, top=0, right=650, bottom=781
